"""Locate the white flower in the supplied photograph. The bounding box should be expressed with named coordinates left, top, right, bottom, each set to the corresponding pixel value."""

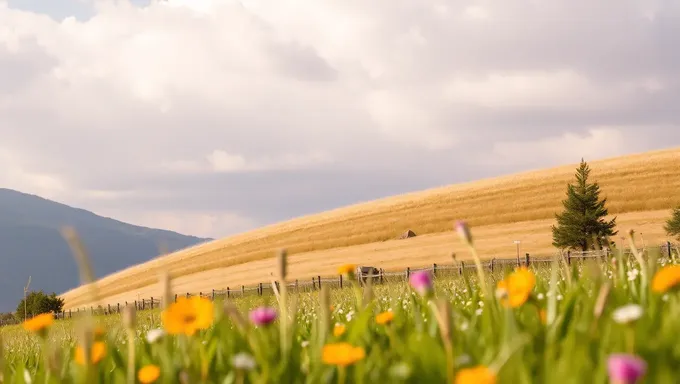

left=537, top=293, right=545, bottom=300
left=301, top=340, right=310, bottom=348
left=145, top=329, right=165, bottom=344
left=612, top=304, right=644, bottom=324
left=231, top=352, right=256, bottom=371
left=556, top=294, right=563, bottom=301
left=475, top=308, right=483, bottom=316
left=627, top=269, right=640, bottom=281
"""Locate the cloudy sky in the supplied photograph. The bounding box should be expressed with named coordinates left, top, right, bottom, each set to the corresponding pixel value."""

left=1, top=0, right=679, bottom=239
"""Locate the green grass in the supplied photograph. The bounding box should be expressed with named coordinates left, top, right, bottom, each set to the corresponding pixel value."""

left=2, top=235, right=680, bottom=384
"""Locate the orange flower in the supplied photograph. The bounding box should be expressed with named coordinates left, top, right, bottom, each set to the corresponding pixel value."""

left=376, top=311, right=394, bottom=325
left=74, top=341, right=107, bottom=365
left=22, top=313, right=54, bottom=336
left=322, top=343, right=365, bottom=367
left=338, top=264, right=356, bottom=275
left=539, top=309, right=547, bottom=325
left=333, top=323, right=346, bottom=337
left=161, top=296, right=214, bottom=336
left=651, top=265, right=680, bottom=293
left=138, top=364, right=161, bottom=383
left=94, top=326, right=106, bottom=340
left=455, top=365, right=496, bottom=384
left=496, top=267, right=536, bottom=308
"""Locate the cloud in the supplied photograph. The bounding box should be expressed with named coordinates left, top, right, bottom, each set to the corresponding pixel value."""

left=0, top=0, right=679, bottom=237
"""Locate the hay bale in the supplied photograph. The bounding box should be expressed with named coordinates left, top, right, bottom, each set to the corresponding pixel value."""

left=397, top=229, right=417, bottom=239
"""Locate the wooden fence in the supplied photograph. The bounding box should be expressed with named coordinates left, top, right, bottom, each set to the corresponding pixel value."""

left=2, top=241, right=677, bottom=326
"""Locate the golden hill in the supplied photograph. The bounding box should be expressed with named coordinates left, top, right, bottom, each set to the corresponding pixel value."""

left=61, top=147, right=680, bottom=310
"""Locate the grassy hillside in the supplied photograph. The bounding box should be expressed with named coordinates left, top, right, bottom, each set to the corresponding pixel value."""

left=60, top=147, right=680, bottom=310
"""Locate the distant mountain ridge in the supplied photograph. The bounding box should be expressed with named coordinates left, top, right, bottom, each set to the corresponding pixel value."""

left=0, top=188, right=211, bottom=312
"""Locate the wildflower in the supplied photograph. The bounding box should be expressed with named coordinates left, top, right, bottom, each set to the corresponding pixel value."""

left=301, top=341, right=310, bottom=348
left=612, top=304, right=644, bottom=324
left=146, top=329, right=165, bottom=344
left=94, top=326, right=106, bottom=340
left=409, top=271, right=433, bottom=296
left=607, top=354, right=647, bottom=384
left=496, top=267, right=536, bottom=308
left=539, top=309, right=547, bottom=324
left=651, top=265, right=680, bottom=293
left=231, top=352, right=256, bottom=371
left=249, top=306, right=277, bottom=326
left=333, top=324, right=346, bottom=337
left=22, top=313, right=54, bottom=337
left=138, top=365, right=161, bottom=383
left=322, top=343, right=365, bottom=367
left=376, top=311, right=394, bottom=325
left=74, top=341, right=107, bottom=365
left=454, top=365, right=496, bottom=384
left=161, top=296, right=214, bottom=336
left=455, top=221, right=473, bottom=245
left=338, top=264, right=356, bottom=279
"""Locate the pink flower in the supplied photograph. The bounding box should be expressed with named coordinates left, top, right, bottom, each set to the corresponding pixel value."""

left=409, top=271, right=433, bottom=296
left=455, top=221, right=473, bottom=245
left=249, top=307, right=277, bottom=326
left=607, top=354, right=647, bottom=384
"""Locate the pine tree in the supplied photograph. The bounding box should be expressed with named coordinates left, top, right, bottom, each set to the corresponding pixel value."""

left=664, top=206, right=680, bottom=241
left=551, top=159, right=617, bottom=251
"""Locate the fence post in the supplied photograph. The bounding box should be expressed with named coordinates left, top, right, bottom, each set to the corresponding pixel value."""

left=69, top=309, right=72, bottom=319
left=117, top=303, right=120, bottom=313
left=295, top=279, right=299, bottom=292
left=174, top=294, right=177, bottom=303
left=525, top=253, right=530, bottom=266
left=406, top=267, right=411, bottom=280
left=318, top=276, right=321, bottom=288
left=227, top=287, right=230, bottom=299
left=107, top=304, right=111, bottom=314
left=433, top=263, right=437, bottom=277
left=459, top=261, right=464, bottom=275
left=186, top=292, right=189, bottom=298
left=567, top=250, right=572, bottom=265
left=91, top=306, right=93, bottom=315
left=151, top=297, right=155, bottom=309
left=490, top=258, right=495, bottom=272
left=668, top=241, right=673, bottom=258
left=380, top=268, right=384, bottom=284
left=259, top=283, right=263, bottom=296
left=212, top=289, right=215, bottom=301
left=142, top=299, right=145, bottom=310
left=339, top=274, right=343, bottom=288
left=134, top=300, right=137, bottom=310
left=242, top=285, right=245, bottom=296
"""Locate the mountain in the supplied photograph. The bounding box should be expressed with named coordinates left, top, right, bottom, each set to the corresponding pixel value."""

left=0, top=188, right=211, bottom=312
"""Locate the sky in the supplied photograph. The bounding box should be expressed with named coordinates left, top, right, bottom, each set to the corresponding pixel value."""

left=1, top=0, right=680, bottom=239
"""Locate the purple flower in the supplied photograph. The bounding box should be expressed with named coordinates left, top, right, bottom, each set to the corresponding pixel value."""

left=409, top=271, right=433, bottom=296
left=249, top=307, right=277, bottom=326
left=607, top=354, right=647, bottom=384
left=455, top=221, right=473, bottom=245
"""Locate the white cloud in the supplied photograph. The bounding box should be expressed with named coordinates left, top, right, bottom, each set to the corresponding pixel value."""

left=0, top=0, right=679, bottom=238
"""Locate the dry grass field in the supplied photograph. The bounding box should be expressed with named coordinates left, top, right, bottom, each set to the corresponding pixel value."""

left=61, top=147, right=680, bottom=310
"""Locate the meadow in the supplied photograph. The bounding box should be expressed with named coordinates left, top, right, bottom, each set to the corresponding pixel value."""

left=3, top=224, right=680, bottom=383
left=61, top=147, right=680, bottom=310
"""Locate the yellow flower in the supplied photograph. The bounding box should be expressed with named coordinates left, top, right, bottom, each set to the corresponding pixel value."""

left=333, top=324, right=346, bottom=337
left=22, top=313, right=54, bottom=336
left=74, top=341, right=107, bottom=365
left=138, top=364, right=161, bottom=383
left=651, top=265, right=680, bottom=293
left=496, top=267, right=536, bottom=308
left=338, top=264, right=356, bottom=275
left=322, top=343, right=365, bottom=367
left=455, top=365, right=497, bottom=384
left=161, top=296, right=214, bottom=336
left=376, top=311, right=394, bottom=325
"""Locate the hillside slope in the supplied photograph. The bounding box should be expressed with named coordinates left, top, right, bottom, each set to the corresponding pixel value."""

left=0, top=189, right=210, bottom=312
left=60, top=147, right=680, bottom=310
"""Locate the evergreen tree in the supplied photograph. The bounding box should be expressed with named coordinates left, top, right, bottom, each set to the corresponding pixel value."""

left=551, top=159, right=617, bottom=251
left=664, top=206, right=680, bottom=241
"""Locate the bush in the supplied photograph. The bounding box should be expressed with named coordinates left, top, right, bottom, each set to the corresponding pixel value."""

left=16, top=290, right=64, bottom=320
